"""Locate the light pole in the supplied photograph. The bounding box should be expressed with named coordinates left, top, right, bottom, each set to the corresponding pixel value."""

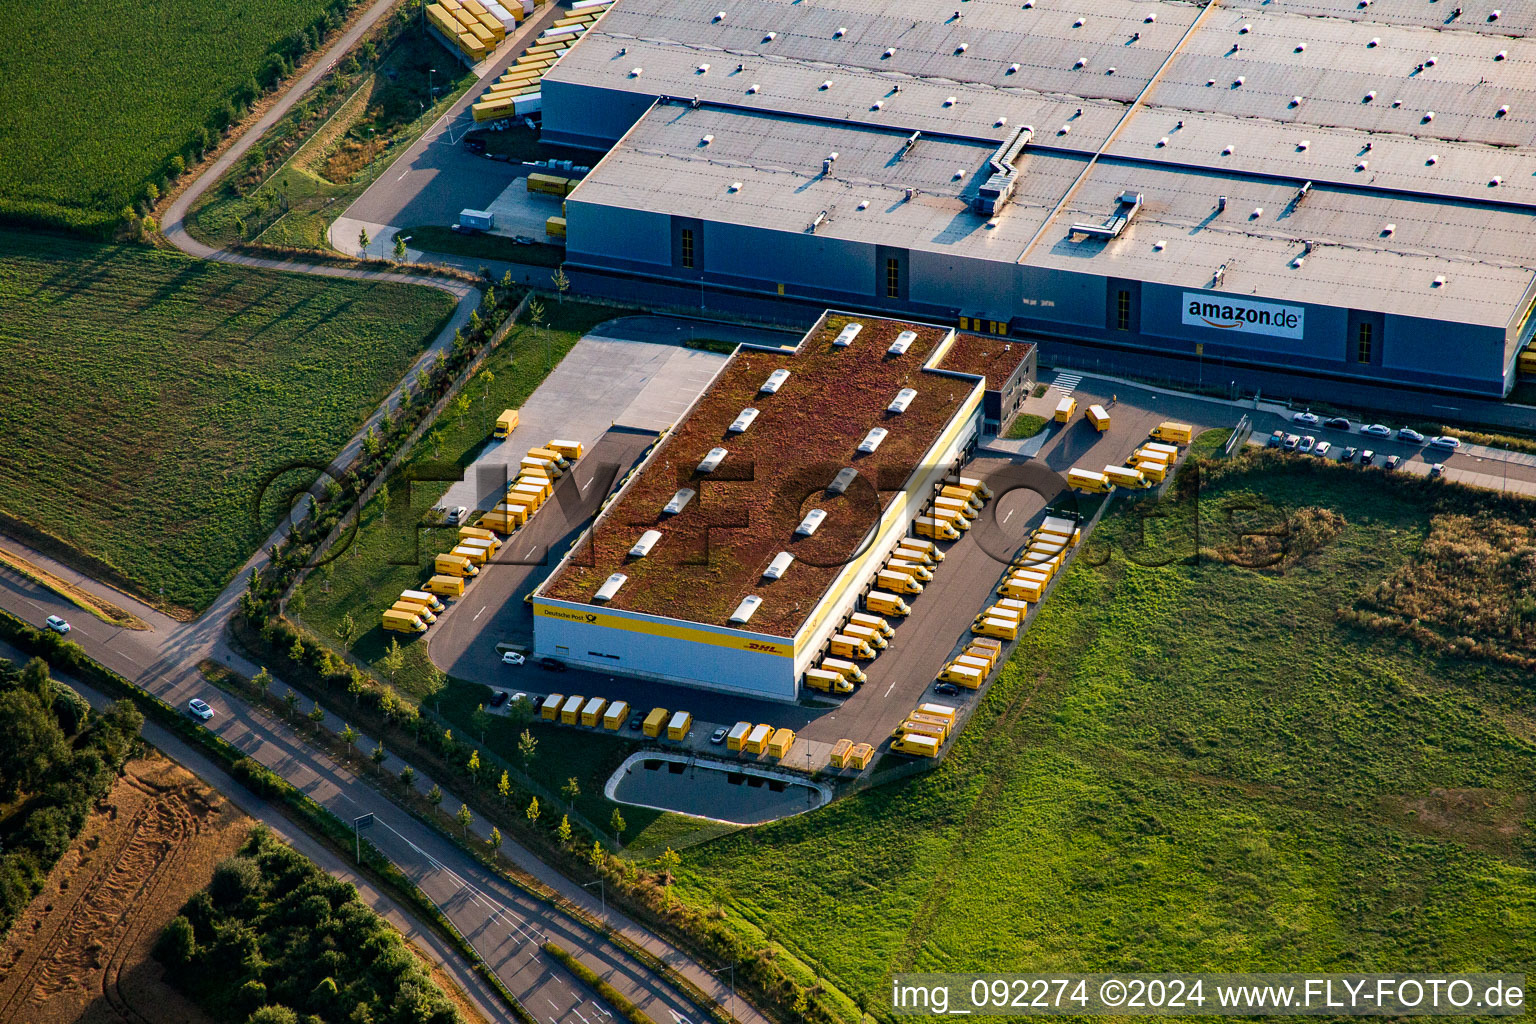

left=708, top=962, right=737, bottom=1020
left=582, top=877, right=605, bottom=917
left=429, top=68, right=437, bottom=103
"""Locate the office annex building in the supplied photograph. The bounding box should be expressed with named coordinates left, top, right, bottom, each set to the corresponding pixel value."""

left=539, top=0, right=1536, bottom=396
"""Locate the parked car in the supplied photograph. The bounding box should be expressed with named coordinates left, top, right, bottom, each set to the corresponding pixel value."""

left=1361, top=423, right=1392, bottom=439
left=44, top=615, right=70, bottom=634
left=446, top=505, right=469, bottom=525
left=1342, top=446, right=1359, bottom=462
left=1297, top=435, right=1316, bottom=454
left=1313, top=441, right=1332, bottom=457
left=1292, top=411, right=1321, bottom=427
left=627, top=714, right=644, bottom=731
left=934, top=682, right=961, bottom=696
left=1361, top=449, right=1376, bottom=465
left=501, top=651, right=526, bottom=666
left=710, top=727, right=729, bottom=745
left=1282, top=433, right=1300, bottom=451
left=537, top=657, right=567, bottom=672
left=490, top=689, right=510, bottom=707
left=1266, top=430, right=1285, bottom=448
left=1324, top=417, right=1351, bottom=430
left=1429, top=463, right=1446, bottom=478
left=1397, top=427, right=1426, bottom=444
left=1384, top=454, right=1402, bottom=470
left=188, top=698, right=215, bottom=721
left=1428, top=435, right=1461, bottom=450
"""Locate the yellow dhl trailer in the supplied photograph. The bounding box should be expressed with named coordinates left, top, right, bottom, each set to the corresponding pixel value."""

left=400, top=588, right=446, bottom=612
left=581, top=697, right=607, bottom=726
left=1086, top=404, right=1111, bottom=431
left=934, top=495, right=978, bottom=520
left=938, top=662, right=983, bottom=687
left=948, top=474, right=994, bottom=500
left=390, top=600, right=435, bottom=624
left=1133, top=446, right=1174, bottom=468
left=743, top=723, right=772, bottom=754
left=954, top=654, right=992, bottom=677
left=514, top=472, right=554, bottom=497
left=497, top=67, right=544, bottom=86
left=457, top=526, right=499, bottom=547
left=1151, top=421, right=1193, bottom=445
left=900, top=537, right=945, bottom=561
left=865, top=590, right=911, bottom=616
left=602, top=701, right=629, bottom=730
left=547, top=439, right=584, bottom=460
left=1135, top=459, right=1168, bottom=483
left=876, top=569, right=924, bottom=594
left=1103, top=464, right=1151, bottom=489
left=382, top=609, right=427, bottom=633
left=528, top=446, right=571, bottom=470
left=1038, top=514, right=1080, bottom=539
left=805, top=668, right=852, bottom=694
left=846, top=742, right=874, bottom=768
left=962, top=644, right=998, bottom=668
left=829, top=634, right=876, bottom=660
left=521, top=455, right=562, bottom=479
left=459, top=537, right=499, bottom=561
left=508, top=482, right=547, bottom=508
left=885, top=558, right=933, bottom=582
left=494, top=408, right=519, bottom=439
left=1142, top=441, right=1179, bottom=459
left=1054, top=394, right=1077, bottom=422
left=998, top=576, right=1044, bottom=602
left=1520, top=349, right=1536, bottom=376
left=435, top=553, right=479, bottom=577
left=893, top=543, right=938, bottom=566
left=849, top=611, right=894, bottom=637
left=560, top=694, right=584, bottom=725
left=767, top=727, right=796, bottom=758
left=891, top=733, right=941, bottom=757
left=842, top=623, right=888, bottom=650
left=527, top=172, right=573, bottom=196
left=473, top=100, right=515, bottom=123
left=450, top=544, right=488, bottom=566
left=425, top=574, right=465, bottom=597
left=478, top=514, right=517, bottom=534
left=830, top=738, right=853, bottom=768
left=907, top=711, right=953, bottom=739
left=939, top=484, right=983, bottom=510
left=970, top=636, right=1003, bottom=657
left=539, top=694, right=563, bottom=720
left=1068, top=468, right=1114, bottom=493
left=546, top=216, right=567, bottom=239
left=930, top=506, right=971, bottom=532
left=667, top=711, right=692, bottom=740
left=994, top=597, right=1030, bottom=619
left=642, top=706, right=669, bottom=738
left=918, top=702, right=959, bottom=726
left=494, top=502, right=530, bottom=525
left=914, top=515, right=961, bottom=541
left=973, top=616, right=1018, bottom=640
left=726, top=721, right=752, bottom=751
left=821, top=657, right=866, bottom=684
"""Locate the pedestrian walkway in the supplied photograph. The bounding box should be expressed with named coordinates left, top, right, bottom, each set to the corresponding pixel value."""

left=1048, top=372, right=1083, bottom=395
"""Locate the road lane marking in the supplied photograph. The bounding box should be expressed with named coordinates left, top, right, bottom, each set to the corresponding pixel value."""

left=473, top=606, right=487, bottom=621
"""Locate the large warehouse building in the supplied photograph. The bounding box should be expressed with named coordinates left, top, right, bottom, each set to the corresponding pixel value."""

left=537, top=0, right=1536, bottom=396
left=531, top=312, right=1031, bottom=699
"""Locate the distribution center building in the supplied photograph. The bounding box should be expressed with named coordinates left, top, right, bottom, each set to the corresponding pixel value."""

left=531, top=312, right=1031, bottom=699
left=539, top=0, right=1536, bottom=396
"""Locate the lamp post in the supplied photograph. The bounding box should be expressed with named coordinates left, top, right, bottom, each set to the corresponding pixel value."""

left=582, top=877, right=605, bottom=917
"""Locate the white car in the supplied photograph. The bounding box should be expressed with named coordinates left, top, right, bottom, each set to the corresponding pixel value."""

left=1313, top=441, right=1332, bottom=457
left=446, top=505, right=469, bottom=525
left=1292, top=411, right=1321, bottom=427
left=188, top=698, right=215, bottom=721
left=1428, top=435, right=1461, bottom=450
left=44, top=615, right=71, bottom=634
left=1297, top=435, right=1316, bottom=454
left=1360, top=423, right=1392, bottom=439
left=501, top=651, right=526, bottom=666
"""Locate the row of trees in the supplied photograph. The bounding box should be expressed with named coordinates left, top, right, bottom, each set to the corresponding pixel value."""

left=0, top=656, right=143, bottom=938
left=157, top=826, right=463, bottom=1024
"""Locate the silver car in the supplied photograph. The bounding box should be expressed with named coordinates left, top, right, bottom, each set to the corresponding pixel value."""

left=188, top=698, right=215, bottom=721
left=1428, top=435, right=1461, bottom=450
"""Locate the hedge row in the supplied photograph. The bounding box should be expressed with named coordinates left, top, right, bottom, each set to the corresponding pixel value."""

left=543, top=941, right=659, bottom=1024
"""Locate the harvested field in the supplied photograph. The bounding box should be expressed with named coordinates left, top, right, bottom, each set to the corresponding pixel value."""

left=0, top=753, right=247, bottom=1024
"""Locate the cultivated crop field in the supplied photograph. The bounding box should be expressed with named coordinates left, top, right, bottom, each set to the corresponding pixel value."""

left=0, top=231, right=454, bottom=613
left=671, top=451, right=1536, bottom=1021
left=0, top=0, right=339, bottom=234
left=0, top=753, right=248, bottom=1024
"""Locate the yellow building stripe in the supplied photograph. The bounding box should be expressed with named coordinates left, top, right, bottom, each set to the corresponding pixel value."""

left=534, top=602, right=793, bottom=656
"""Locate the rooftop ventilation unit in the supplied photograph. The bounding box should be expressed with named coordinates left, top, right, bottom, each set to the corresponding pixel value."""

left=701, top=134, right=713, bottom=145
left=795, top=509, right=827, bottom=536
left=663, top=488, right=696, bottom=515
left=810, top=209, right=829, bottom=231
left=1069, top=191, right=1144, bottom=240
left=747, top=83, right=759, bottom=93
left=888, top=330, right=917, bottom=355
left=629, top=530, right=662, bottom=557
left=827, top=467, right=860, bottom=496
left=883, top=46, right=895, bottom=58
left=729, top=595, right=762, bottom=623
left=594, top=573, right=628, bottom=602
left=857, top=427, right=889, bottom=454
left=760, top=368, right=790, bottom=393
left=972, top=126, right=1033, bottom=215
left=697, top=447, right=728, bottom=473
left=697, top=63, right=710, bottom=73
left=763, top=552, right=794, bottom=580
left=728, top=407, right=760, bottom=433
left=833, top=322, right=863, bottom=347
left=899, top=131, right=921, bottom=158
left=888, top=388, right=917, bottom=413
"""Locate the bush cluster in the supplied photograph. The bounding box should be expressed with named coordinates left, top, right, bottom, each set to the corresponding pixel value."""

left=157, top=826, right=463, bottom=1024
left=0, top=655, right=143, bottom=939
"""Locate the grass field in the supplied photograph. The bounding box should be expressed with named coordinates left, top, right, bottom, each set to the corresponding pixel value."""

left=0, top=0, right=340, bottom=234
left=294, top=299, right=623, bottom=695
left=0, top=231, right=454, bottom=613
left=668, top=452, right=1536, bottom=1018
left=1003, top=413, right=1049, bottom=439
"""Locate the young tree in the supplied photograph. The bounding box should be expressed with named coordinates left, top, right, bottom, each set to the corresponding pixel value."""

left=467, top=749, right=481, bottom=781
left=347, top=675, right=365, bottom=706
left=517, top=729, right=537, bottom=769
left=425, top=663, right=447, bottom=697
left=340, top=723, right=358, bottom=758
left=358, top=226, right=371, bottom=252
left=283, top=690, right=299, bottom=720
left=393, top=234, right=407, bottom=260
left=427, top=783, right=443, bottom=808
left=371, top=741, right=387, bottom=773
left=252, top=666, right=272, bottom=697
left=472, top=703, right=490, bottom=742
left=488, top=825, right=503, bottom=861
left=289, top=635, right=306, bottom=663
left=477, top=370, right=495, bottom=418
left=525, top=795, right=541, bottom=826
left=399, top=764, right=416, bottom=788
left=334, top=612, right=358, bottom=647
left=557, top=814, right=572, bottom=848
left=658, top=847, right=681, bottom=904
left=588, top=840, right=605, bottom=871
left=497, top=770, right=512, bottom=804
left=380, top=638, right=404, bottom=684
left=551, top=267, right=570, bottom=304
left=452, top=392, right=472, bottom=429
left=526, top=298, right=548, bottom=370
left=456, top=802, right=473, bottom=838
left=562, top=777, right=580, bottom=810
left=362, top=426, right=382, bottom=458
left=429, top=428, right=445, bottom=458
left=307, top=705, right=326, bottom=732
left=610, top=808, right=627, bottom=845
